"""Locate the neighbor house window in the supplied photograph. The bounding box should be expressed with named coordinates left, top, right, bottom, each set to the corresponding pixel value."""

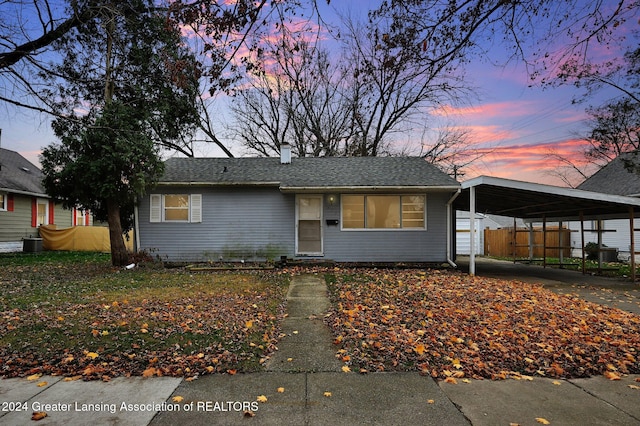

left=74, top=208, right=89, bottom=226
left=342, top=194, right=425, bottom=229
left=150, top=194, right=202, bottom=223
left=0, top=193, right=5, bottom=211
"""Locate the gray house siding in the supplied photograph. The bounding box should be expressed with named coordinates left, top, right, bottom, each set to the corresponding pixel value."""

left=322, top=192, right=449, bottom=262
left=138, top=188, right=451, bottom=263
left=138, top=187, right=296, bottom=262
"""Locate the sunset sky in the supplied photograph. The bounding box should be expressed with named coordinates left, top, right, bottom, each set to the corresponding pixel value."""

left=0, top=0, right=636, bottom=187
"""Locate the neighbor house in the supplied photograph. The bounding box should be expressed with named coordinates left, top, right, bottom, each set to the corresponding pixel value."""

left=0, top=148, right=93, bottom=246
left=568, top=154, right=640, bottom=261
left=135, top=149, right=461, bottom=263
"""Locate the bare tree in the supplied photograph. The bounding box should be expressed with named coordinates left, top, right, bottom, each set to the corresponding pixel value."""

left=341, top=16, right=471, bottom=157
left=230, top=21, right=355, bottom=157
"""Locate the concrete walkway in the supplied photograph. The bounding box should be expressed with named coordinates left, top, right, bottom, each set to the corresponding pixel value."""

left=1, top=271, right=639, bottom=425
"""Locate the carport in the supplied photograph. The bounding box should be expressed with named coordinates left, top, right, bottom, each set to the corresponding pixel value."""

left=453, top=176, right=640, bottom=280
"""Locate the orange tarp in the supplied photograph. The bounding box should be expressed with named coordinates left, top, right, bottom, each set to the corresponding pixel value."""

left=39, top=225, right=133, bottom=253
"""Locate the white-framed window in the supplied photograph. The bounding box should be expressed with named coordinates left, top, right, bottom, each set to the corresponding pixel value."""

left=0, top=193, right=6, bottom=211
left=74, top=208, right=89, bottom=226
left=341, top=194, right=426, bottom=230
left=150, top=194, right=202, bottom=223
left=36, top=198, right=50, bottom=226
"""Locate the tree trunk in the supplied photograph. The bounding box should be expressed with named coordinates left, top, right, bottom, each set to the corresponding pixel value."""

left=106, top=199, right=129, bottom=266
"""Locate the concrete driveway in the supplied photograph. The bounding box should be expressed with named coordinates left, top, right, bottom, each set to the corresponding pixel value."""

left=455, top=256, right=640, bottom=315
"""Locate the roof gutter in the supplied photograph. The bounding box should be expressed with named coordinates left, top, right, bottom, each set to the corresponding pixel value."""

left=155, top=181, right=281, bottom=187
left=279, top=185, right=461, bottom=193
left=446, top=189, right=461, bottom=268
left=0, top=187, right=49, bottom=198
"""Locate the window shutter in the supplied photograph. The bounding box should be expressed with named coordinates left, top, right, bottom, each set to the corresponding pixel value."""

left=48, top=200, right=55, bottom=224
left=85, top=212, right=90, bottom=226
left=7, top=194, right=14, bottom=212
left=150, top=194, right=161, bottom=222
left=190, top=194, right=202, bottom=223
left=31, top=198, right=38, bottom=227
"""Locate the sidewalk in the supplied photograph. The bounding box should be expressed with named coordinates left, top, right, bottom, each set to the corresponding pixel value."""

left=1, top=272, right=639, bottom=425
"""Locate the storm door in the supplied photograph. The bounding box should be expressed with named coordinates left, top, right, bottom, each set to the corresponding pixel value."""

left=296, top=195, right=323, bottom=255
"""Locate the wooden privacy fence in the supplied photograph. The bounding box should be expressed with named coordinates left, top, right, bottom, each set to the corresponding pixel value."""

left=484, top=227, right=572, bottom=258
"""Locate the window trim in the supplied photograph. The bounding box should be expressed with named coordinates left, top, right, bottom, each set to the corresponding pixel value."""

left=0, top=192, right=6, bottom=211
left=150, top=194, right=202, bottom=223
left=340, top=194, right=427, bottom=231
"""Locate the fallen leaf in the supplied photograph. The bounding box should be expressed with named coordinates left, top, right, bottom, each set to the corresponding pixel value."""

left=427, top=399, right=435, bottom=404
left=341, top=365, right=351, bottom=373
left=86, top=352, right=99, bottom=359
left=257, top=395, right=268, bottom=403
left=627, top=384, right=640, bottom=390
left=604, top=371, right=621, bottom=381
left=552, top=381, right=562, bottom=386
left=323, top=391, right=332, bottom=397
left=31, top=412, right=47, bottom=421
left=535, top=418, right=551, bottom=425
left=172, top=396, right=184, bottom=403
left=142, top=367, right=157, bottom=377
left=245, top=320, right=253, bottom=328
left=444, top=377, right=457, bottom=384
left=36, top=381, right=47, bottom=387
left=277, top=387, right=285, bottom=393
left=27, top=374, right=41, bottom=381
left=243, top=410, right=256, bottom=417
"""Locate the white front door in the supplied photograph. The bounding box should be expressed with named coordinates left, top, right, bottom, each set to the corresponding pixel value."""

left=296, top=195, right=323, bottom=255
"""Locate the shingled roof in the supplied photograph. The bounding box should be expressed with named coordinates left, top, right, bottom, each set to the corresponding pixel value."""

left=0, top=148, right=47, bottom=196
left=578, top=154, right=640, bottom=197
left=159, top=156, right=460, bottom=190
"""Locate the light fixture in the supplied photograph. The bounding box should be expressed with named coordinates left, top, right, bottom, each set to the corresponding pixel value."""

left=327, top=194, right=337, bottom=206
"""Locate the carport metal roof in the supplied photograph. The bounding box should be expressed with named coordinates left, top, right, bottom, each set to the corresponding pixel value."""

left=454, top=176, right=640, bottom=221
left=453, top=176, right=640, bottom=278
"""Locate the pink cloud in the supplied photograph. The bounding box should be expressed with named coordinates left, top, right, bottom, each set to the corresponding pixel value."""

left=464, top=138, right=596, bottom=186
left=434, top=100, right=538, bottom=120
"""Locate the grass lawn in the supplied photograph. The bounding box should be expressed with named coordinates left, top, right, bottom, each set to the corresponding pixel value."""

left=2, top=252, right=639, bottom=381
left=0, top=251, right=288, bottom=380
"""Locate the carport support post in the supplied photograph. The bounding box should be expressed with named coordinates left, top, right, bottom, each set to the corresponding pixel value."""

left=559, top=221, right=564, bottom=267
left=630, top=207, right=636, bottom=282
left=469, top=186, right=476, bottom=275
left=580, top=211, right=586, bottom=275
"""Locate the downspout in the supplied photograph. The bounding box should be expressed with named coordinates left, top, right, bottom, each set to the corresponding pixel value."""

left=446, top=189, right=461, bottom=268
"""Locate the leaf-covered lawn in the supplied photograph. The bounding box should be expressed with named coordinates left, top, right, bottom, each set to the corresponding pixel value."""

left=324, top=268, right=640, bottom=380
left=0, top=253, right=288, bottom=380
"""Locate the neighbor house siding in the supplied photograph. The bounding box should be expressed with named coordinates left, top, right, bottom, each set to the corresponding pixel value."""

left=0, top=194, right=41, bottom=241
left=322, top=192, right=450, bottom=262
left=137, top=187, right=295, bottom=262
left=0, top=195, right=84, bottom=242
